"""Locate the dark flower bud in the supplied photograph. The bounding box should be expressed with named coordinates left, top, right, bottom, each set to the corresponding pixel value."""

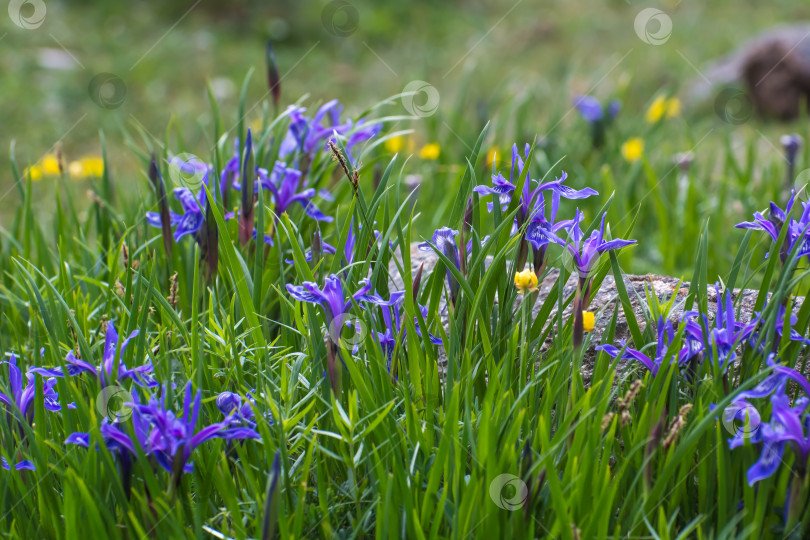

left=239, top=129, right=255, bottom=245
left=266, top=41, right=281, bottom=109
left=216, top=391, right=241, bottom=416
left=148, top=157, right=173, bottom=258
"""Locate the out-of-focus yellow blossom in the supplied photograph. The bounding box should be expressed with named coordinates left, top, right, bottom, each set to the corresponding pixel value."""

left=69, top=157, right=105, bottom=180
left=385, top=135, right=405, bottom=153
left=582, top=311, right=595, bottom=332
left=249, top=119, right=264, bottom=133
left=419, top=143, right=440, bottom=160
left=41, top=154, right=61, bottom=175
left=621, top=138, right=644, bottom=162
left=646, top=95, right=680, bottom=123
left=24, top=166, right=44, bottom=181
left=666, top=98, right=681, bottom=118
left=385, top=135, right=418, bottom=154
left=514, top=269, right=538, bottom=293
left=24, top=153, right=62, bottom=181
left=485, top=147, right=500, bottom=169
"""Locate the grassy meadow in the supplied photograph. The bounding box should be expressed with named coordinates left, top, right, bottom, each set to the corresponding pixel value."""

left=2, top=1, right=810, bottom=538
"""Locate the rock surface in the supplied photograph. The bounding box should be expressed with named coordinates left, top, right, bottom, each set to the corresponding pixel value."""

left=390, top=243, right=794, bottom=383
left=690, top=24, right=810, bottom=120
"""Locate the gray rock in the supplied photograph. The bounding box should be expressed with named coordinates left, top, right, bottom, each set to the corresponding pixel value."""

left=390, top=243, right=797, bottom=384
left=690, top=24, right=810, bottom=120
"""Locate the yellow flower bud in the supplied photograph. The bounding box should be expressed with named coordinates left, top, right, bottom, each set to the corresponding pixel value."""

left=485, top=147, right=500, bottom=169
left=24, top=165, right=43, bottom=181
left=385, top=135, right=405, bottom=153
left=621, top=138, right=644, bottom=163
left=514, top=269, right=538, bottom=293
left=582, top=311, right=595, bottom=332
left=419, top=142, right=441, bottom=160
left=645, top=95, right=667, bottom=123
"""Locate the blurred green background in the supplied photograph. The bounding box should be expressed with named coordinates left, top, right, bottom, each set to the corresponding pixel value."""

left=3, top=0, right=810, bottom=278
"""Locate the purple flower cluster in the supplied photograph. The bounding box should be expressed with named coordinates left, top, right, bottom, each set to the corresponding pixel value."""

left=31, top=322, right=156, bottom=388
left=725, top=358, right=810, bottom=485
left=735, top=191, right=810, bottom=264
left=596, top=317, right=680, bottom=377
left=1, top=352, right=71, bottom=471
left=279, top=100, right=381, bottom=163
left=286, top=274, right=442, bottom=379
left=67, top=383, right=261, bottom=475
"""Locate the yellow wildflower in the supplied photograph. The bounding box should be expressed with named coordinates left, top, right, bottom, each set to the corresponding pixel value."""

left=24, top=165, right=44, bottom=181
left=666, top=97, right=681, bottom=118
left=485, top=147, right=500, bottom=169
left=646, top=95, right=680, bottom=123
left=385, top=135, right=405, bottom=153
left=621, top=138, right=644, bottom=162
left=249, top=118, right=264, bottom=133
left=419, top=143, right=441, bottom=160
left=41, top=154, right=61, bottom=175
left=69, top=157, right=105, bottom=180
left=582, top=311, right=595, bottom=332
left=514, top=269, right=538, bottom=293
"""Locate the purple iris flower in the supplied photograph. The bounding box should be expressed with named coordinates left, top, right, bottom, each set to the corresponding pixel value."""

left=286, top=274, right=372, bottom=323
left=256, top=161, right=332, bottom=222
left=29, top=322, right=156, bottom=388
left=596, top=317, right=678, bottom=376
left=279, top=100, right=380, bottom=163
left=128, top=382, right=260, bottom=473
left=573, top=96, right=619, bottom=148
left=65, top=392, right=151, bottom=464
left=146, top=163, right=215, bottom=242
left=356, top=289, right=442, bottom=373
left=474, top=144, right=596, bottom=223
left=216, top=391, right=272, bottom=429
left=285, top=219, right=385, bottom=266
left=680, top=286, right=759, bottom=371
left=474, top=144, right=597, bottom=272
left=735, top=191, right=810, bottom=263
left=559, top=210, right=636, bottom=278
left=724, top=359, right=810, bottom=485
left=418, top=227, right=462, bottom=306
left=286, top=275, right=373, bottom=393
left=217, top=391, right=255, bottom=427
left=220, top=138, right=242, bottom=205
left=573, top=95, right=620, bottom=124
left=286, top=241, right=337, bottom=264
left=1, top=354, right=64, bottom=422
left=749, top=304, right=810, bottom=348
left=1, top=457, right=34, bottom=471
